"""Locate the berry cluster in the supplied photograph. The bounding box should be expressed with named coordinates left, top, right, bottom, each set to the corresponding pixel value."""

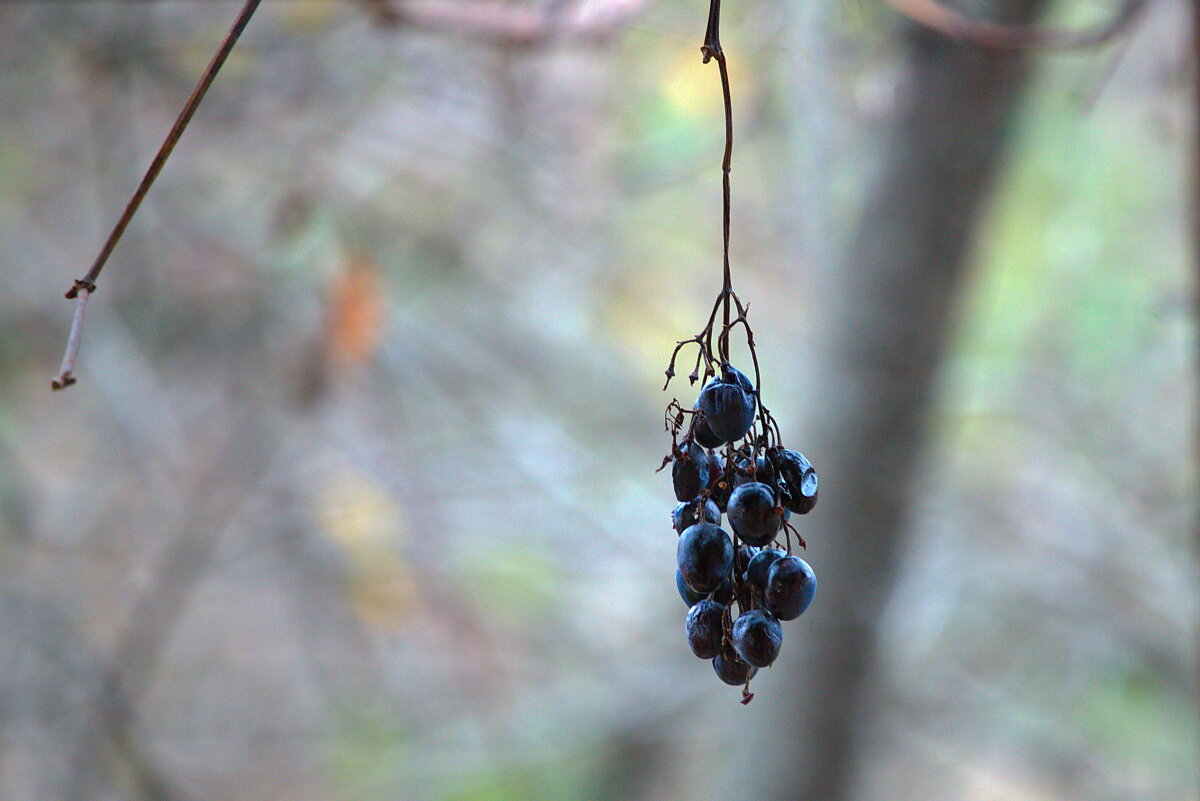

left=663, top=362, right=818, bottom=701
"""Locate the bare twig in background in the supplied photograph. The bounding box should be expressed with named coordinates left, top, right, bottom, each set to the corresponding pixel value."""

left=52, top=0, right=262, bottom=391
left=356, top=0, right=649, bottom=45
left=883, top=0, right=1148, bottom=50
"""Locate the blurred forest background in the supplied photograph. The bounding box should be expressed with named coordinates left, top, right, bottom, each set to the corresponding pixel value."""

left=0, top=1, right=1196, bottom=800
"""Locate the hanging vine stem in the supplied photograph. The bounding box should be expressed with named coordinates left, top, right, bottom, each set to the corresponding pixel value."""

left=701, top=0, right=734, bottom=360
left=662, top=0, right=785, bottom=454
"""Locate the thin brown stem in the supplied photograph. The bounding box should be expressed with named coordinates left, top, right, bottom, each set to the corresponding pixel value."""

left=701, top=0, right=734, bottom=363
left=53, top=0, right=263, bottom=389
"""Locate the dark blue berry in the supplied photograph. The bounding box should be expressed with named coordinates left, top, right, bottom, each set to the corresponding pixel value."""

left=706, top=451, right=726, bottom=491
left=696, top=365, right=757, bottom=444
left=672, top=498, right=721, bottom=534
left=676, top=570, right=732, bottom=607
left=733, top=451, right=776, bottom=490
left=765, top=555, right=817, bottom=620
left=745, top=547, right=786, bottom=593
left=732, top=609, right=783, bottom=668
left=713, top=641, right=757, bottom=685
left=676, top=569, right=705, bottom=607
left=727, top=482, right=782, bottom=547
left=671, top=443, right=710, bottom=503
left=771, top=448, right=818, bottom=514
left=692, top=404, right=724, bottom=449
left=686, top=599, right=726, bottom=659
left=676, top=523, right=734, bottom=594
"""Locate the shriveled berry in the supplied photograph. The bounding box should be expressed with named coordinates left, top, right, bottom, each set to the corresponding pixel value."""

left=745, top=547, right=786, bottom=593
left=672, top=498, right=721, bottom=534
left=686, top=599, right=726, bottom=659
left=671, top=443, right=710, bottom=503
left=765, top=555, right=817, bottom=620
left=727, top=482, right=783, bottom=547
left=713, top=641, right=757, bottom=685
left=771, top=448, right=818, bottom=514
left=696, top=365, right=757, bottom=444
left=677, top=523, right=733, bottom=594
left=732, top=609, right=783, bottom=668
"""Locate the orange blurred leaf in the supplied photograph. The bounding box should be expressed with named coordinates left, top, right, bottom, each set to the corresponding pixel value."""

left=325, top=255, right=386, bottom=371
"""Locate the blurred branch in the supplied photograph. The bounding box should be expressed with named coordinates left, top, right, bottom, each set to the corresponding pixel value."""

left=883, top=0, right=1148, bottom=50
left=355, top=0, right=649, bottom=45
left=61, top=421, right=281, bottom=801
left=52, top=0, right=262, bottom=391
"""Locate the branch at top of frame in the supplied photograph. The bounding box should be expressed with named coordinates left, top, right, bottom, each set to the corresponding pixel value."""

left=883, top=0, right=1149, bottom=50
left=355, top=0, right=650, bottom=45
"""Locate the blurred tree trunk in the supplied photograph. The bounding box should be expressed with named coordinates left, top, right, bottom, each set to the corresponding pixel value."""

left=748, top=4, right=1046, bottom=800
left=1191, top=0, right=1200, bottom=747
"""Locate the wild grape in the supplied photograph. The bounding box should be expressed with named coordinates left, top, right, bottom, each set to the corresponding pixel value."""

left=676, top=523, right=734, bottom=594
left=686, top=599, right=726, bottom=659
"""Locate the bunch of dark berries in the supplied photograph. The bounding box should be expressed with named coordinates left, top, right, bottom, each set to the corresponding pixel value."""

left=662, top=359, right=818, bottom=703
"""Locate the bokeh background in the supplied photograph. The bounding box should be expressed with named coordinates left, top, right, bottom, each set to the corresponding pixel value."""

left=1, top=1, right=1196, bottom=800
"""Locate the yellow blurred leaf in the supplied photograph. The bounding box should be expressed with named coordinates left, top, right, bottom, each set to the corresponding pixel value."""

left=316, top=470, right=402, bottom=551
left=315, top=471, right=418, bottom=632
left=276, top=3, right=341, bottom=32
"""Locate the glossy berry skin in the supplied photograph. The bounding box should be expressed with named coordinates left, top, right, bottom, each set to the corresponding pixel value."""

left=713, top=642, right=757, bottom=686
left=686, top=599, right=726, bottom=659
left=677, top=571, right=732, bottom=607
left=696, top=365, right=757, bottom=444
left=676, top=523, right=734, bottom=594
left=727, top=482, right=782, bottom=547
left=732, top=609, right=783, bottom=668
left=672, top=444, right=710, bottom=503
left=772, top=448, right=818, bottom=514
left=692, top=404, right=724, bottom=450
left=765, top=555, right=817, bottom=621
left=672, top=498, right=721, bottom=534
left=745, top=548, right=786, bottom=593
